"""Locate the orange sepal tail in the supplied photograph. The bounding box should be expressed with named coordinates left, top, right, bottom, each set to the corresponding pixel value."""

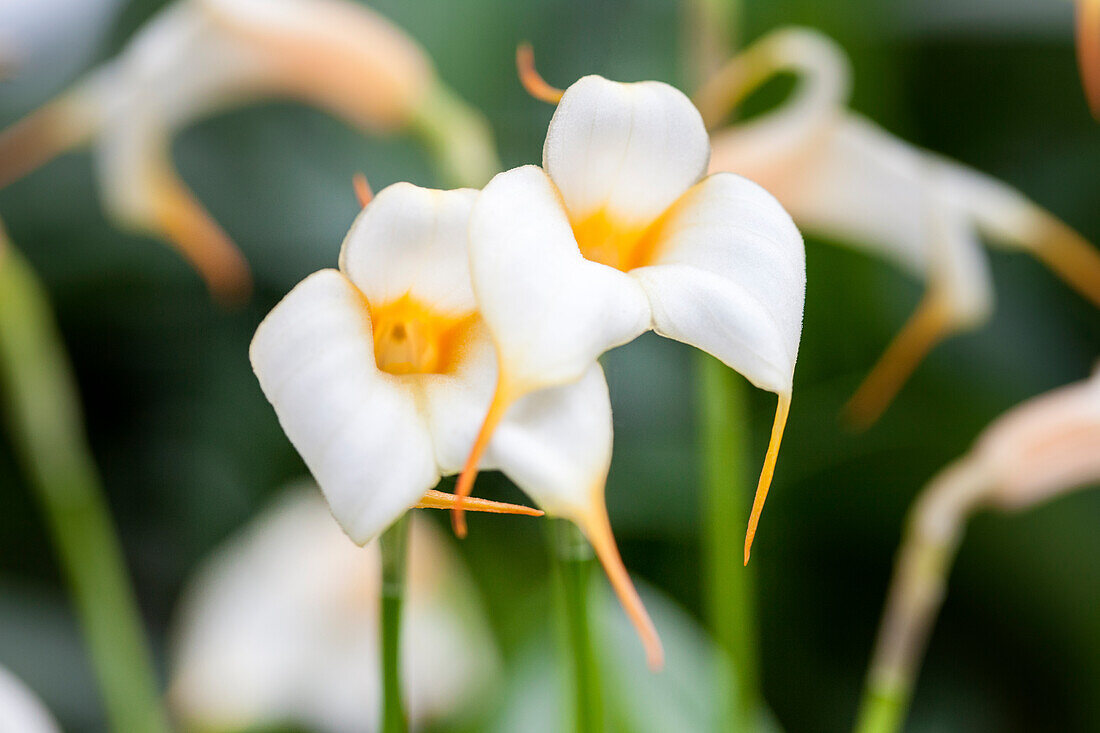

left=452, top=378, right=518, bottom=537
left=581, top=501, right=664, bottom=671
left=414, top=489, right=543, bottom=516
left=744, top=393, right=792, bottom=565
left=843, top=295, right=951, bottom=431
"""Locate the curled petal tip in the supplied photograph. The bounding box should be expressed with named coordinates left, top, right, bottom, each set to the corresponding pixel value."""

left=516, top=43, right=564, bottom=104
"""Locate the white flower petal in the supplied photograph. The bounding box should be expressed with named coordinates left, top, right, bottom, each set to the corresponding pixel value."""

left=420, top=323, right=611, bottom=516
left=976, top=369, right=1100, bottom=509
left=633, top=173, right=805, bottom=395
left=250, top=270, right=438, bottom=543
left=487, top=363, right=614, bottom=518
left=544, top=75, right=710, bottom=226
left=736, top=113, right=995, bottom=325
left=468, top=165, right=651, bottom=392
left=703, top=27, right=850, bottom=173
left=339, top=183, right=480, bottom=314
left=200, top=0, right=433, bottom=130
left=0, top=667, right=60, bottom=733
left=170, top=489, right=498, bottom=733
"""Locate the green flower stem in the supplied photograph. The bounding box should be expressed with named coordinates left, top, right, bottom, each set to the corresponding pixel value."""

left=549, top=518, right=604, bottom=733
left=854, top=458, right=988, bottom=733
left=409, top=81, right=501, bottom=190
left=379, top=515, right=410, bottom=733
left=0, top=239, right=170, bottom=733
left=696, top=353, right=759, bottom=730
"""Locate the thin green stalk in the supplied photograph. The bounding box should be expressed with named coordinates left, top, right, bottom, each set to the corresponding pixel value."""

left=409, top=80, right=501, bottom=190
left=854, top=459, right=986, bottom=733
left=0, top=238, right=170, bottom=732
left=696, top=353, right=759, bottom=731
left=549, top=518, right=604, bottom=733
left=379, top=515, right=410, bottom=733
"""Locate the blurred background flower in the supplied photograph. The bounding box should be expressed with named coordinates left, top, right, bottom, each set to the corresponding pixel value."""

left=170, top=487, right=500, bottom=733
left=1, top=0, right=1098, bottom=731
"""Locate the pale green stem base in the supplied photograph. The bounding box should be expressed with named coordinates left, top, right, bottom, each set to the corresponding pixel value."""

left=379, top=516, right=410, bottom=733
left=549, top=518, right=605, bottom=733
left=854, top=458, right=986, bottom=733
left=0, top=244, right=170, bottom=732
left=696, top=353, right=759, bottom=731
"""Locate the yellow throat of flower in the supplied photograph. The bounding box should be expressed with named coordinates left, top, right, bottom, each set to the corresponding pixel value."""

left=369, top=294, right=475, bottom=376
left=571, top=208, right=663, bottom=272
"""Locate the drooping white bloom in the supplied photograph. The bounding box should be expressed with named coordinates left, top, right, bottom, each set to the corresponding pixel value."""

left=250, top=181, right=662, bottom=667
left=170, top=488, right=499, bottom=733
left=0, top=0, right=494, bottom=302
left=0, top=665, right=60, bottom=733
left=864, top=368, right=1100, bottom=713
left=460, top=75, right=806, bottom=563
left=698, top=27, right=1100, bottom=426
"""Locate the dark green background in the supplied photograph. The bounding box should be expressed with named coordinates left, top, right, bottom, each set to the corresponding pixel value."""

left=1, top=0, right=1098, bottom=730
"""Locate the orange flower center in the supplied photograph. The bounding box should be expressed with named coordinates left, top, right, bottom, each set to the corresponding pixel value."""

left=369, top=294, right=476, bottom=376
left=571, top=208, right=664, bottom=272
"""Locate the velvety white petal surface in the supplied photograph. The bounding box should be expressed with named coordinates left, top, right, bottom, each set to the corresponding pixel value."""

left=544, top=75, right=710, bottom=226
left=469, top=165, right=651, bottom=391
left=339, top=183, right=479, bottom=314
left=250, top=270, right=437, bottom=544
left=170, top=489, right=499, bottom=733
left=0, top=667, right=60, bottom=733
left=418, top=322, right=500, bottom=473
left=488, top=363, right=615, bottom=518
left=632, top=173, right=805, bottom=395
left=420, top=325, right=613, bottom=518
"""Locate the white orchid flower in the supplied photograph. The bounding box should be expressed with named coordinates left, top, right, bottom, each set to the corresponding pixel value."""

left=458, top=59, right=806, bottom=565
left=0, top=0, right=496, bottom=303
left=0, top=665, right=60, bottom=733
left=864, top=368, right=1100, bottom=715
left=696, top=27, right=1100, bottom=427
left=170, top=488, right=500, bottom=733
left=249, top=180, right=663, bottom=667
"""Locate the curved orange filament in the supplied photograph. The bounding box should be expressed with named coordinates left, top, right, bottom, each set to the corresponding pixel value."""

left=1077, top=0, right=1100, bottom=120
left=452, top=377, right=518, bottom=537
left=744, top=393, right=792, bottom=565
left=842, top=295, right=952, bottom=431
left=414, top=489, right=543, bottom=516
left=353, top=172, right=373, bottom=208
left=152, top=175, right=252, bottom=306
left=1031, top=219, right=1100, bottom=308
left=516, top=43, right=565, bottom=104
left=582, top=501, right=664, bottom=671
